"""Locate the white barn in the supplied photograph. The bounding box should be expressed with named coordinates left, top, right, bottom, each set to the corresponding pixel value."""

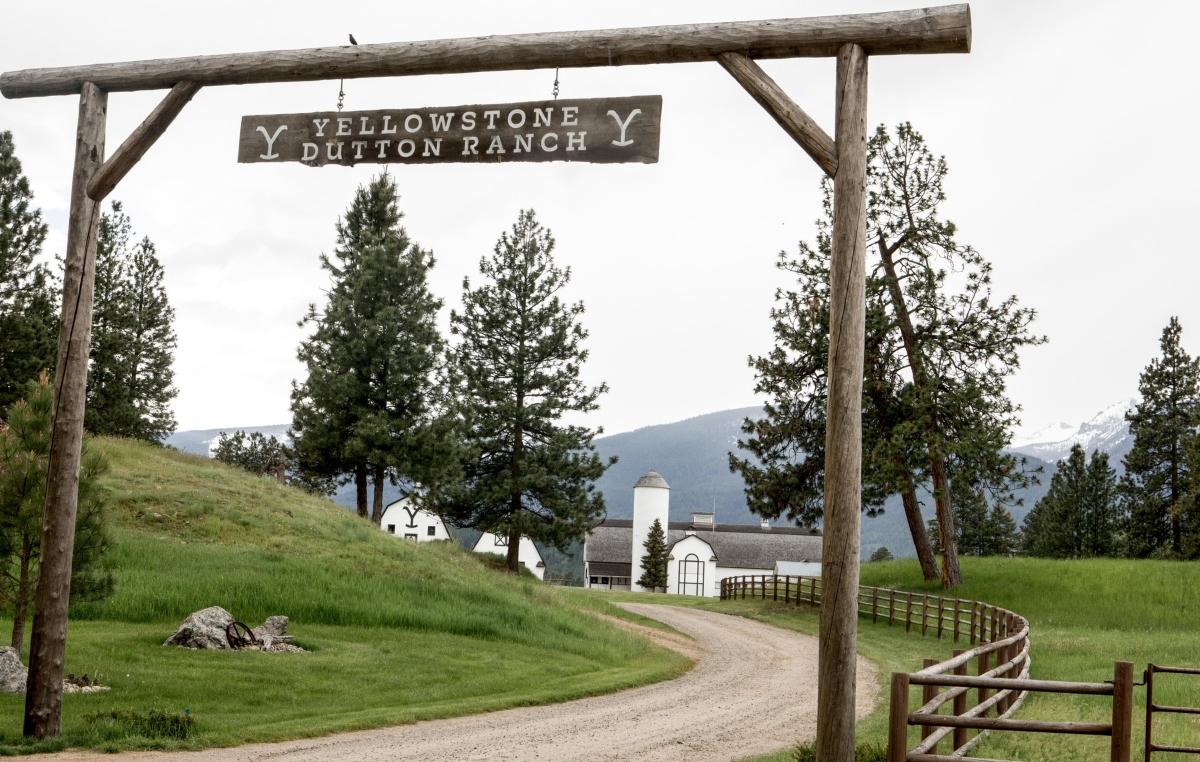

left=379, top=497, right=454, bottom=543
left=583, top=470, right=822, bottom=597
left=472, top=532, right=547, bottom=581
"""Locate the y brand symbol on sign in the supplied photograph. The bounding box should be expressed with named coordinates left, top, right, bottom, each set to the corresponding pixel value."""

left=607, top=109, right=642, bottom=146
left=256, top=125, right=288, bottom=160
left=238, top=95, right=662, bottom=167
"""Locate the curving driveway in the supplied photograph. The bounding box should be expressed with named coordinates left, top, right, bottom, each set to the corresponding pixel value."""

left=50, top=603, right=878, bottom=761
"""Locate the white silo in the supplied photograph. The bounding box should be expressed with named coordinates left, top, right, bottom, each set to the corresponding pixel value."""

left=631, top=470, right=670, bottom=592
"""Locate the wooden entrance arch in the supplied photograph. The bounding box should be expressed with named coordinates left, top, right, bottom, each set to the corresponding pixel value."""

left=0, top=7, right=971, bottom=757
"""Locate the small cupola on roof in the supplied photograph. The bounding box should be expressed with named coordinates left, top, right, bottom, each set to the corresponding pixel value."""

left=634, top=470, right=670, bottom=489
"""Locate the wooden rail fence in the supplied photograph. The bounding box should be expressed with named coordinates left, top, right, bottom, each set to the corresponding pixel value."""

left=718, top=575, right=1135, bottom=761
left=1145, top=664, right=1200, bottom=759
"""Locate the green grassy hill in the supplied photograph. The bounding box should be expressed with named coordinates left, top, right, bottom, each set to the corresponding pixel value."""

left=0, top=438, right=688, bottom=753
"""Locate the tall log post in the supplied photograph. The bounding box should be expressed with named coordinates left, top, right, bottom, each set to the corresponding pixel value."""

left=23, top=81, right=107, bottom=739
left=816, top=41, right=868, bottom=762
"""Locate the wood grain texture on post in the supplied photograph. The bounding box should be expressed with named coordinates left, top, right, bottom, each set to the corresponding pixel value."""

left=816, top=41, right=868, bottom=762
left=0, top=6, right=970, bottom=98
left=23, top=81, right=107, bottom=740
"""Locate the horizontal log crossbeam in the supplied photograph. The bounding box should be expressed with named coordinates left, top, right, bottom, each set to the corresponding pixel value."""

left=0, top=5, right=970, bottom=99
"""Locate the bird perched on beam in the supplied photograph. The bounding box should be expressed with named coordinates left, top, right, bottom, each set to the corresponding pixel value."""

left=349, top=34, right=358, bottom=45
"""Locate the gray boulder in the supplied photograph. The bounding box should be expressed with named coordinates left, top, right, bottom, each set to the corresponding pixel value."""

left=256, top=615, right=289, bottom=638
left=0, top=647, right=26, bottom=693
left=253, top=615, right=294, bottom=649
left=164, top=606, right=235, bottom=649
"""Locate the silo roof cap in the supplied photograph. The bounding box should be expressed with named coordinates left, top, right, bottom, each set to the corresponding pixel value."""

left=634, top=470, right=670, bottom=489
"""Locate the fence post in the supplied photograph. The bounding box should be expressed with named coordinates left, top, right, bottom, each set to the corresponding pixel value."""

left=773, top=574, right=778, bottom=601
left=889, top=589, right=895, bottom=626
left=888, top=672, right=910, bottom=762
left=953, top=599, right=961, bottom=643
left=1110, top=660, right=1133, bottom=762
left=937, top=596, right=945, bottom=640
left=922, top=594, right=929, bottom=637
left=953, top=649, right=968, bottom=751
left=1144, top=665, right=1155, bottom=761
left=969, top=602, right=977, bottom=644
left=906, top=592, right=913, bottom=633
left=872, top=587, right=879, bottom=624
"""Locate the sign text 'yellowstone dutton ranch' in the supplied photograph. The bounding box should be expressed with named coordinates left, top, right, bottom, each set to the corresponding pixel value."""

left=238, top=95, right=661, bottom=167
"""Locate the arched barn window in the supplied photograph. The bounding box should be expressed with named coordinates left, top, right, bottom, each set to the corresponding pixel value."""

left=677, top=553, right=705, bottom=596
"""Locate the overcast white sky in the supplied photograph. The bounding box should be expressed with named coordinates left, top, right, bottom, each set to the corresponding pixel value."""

left=1, top=1, right=1197, bottom=438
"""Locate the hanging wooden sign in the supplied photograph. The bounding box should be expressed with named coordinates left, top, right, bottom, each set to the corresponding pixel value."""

left=238, top=95, right=661, bottom=167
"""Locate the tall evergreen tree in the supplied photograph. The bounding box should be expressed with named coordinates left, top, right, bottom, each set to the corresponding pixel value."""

left=929, top=483, right=1018, bottom=557
left=1121, top=317, right=1200, bottom=557
left=732, top=123, right=1041, bottom=587
left=440, top=210, right=613, bottom=572
left=0, top=374, right=113, bottom=654
left=85, top=202, right=177, bottom=441
left=637, top=518, right=669, bottom=592
left=1023, top=444, right=1121, bottom=558
left=0, top=131, right=58, bottom=413
left=291, top=175, right=452, bottom=520
left=214, top=430, right=288, bottom=481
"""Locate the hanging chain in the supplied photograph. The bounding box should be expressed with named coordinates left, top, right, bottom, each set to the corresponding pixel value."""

left=552, top=68, right=560, bottom=100
left=337, top=78, right=345, bottom=111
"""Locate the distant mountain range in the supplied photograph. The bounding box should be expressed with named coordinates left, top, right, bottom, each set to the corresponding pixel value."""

left=1010, top=399, right=1136, bottom=468
left=165, top=399, right=1137, bottom=560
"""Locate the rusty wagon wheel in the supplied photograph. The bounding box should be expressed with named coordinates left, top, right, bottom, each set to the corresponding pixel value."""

left=225, top=621, right=258, bottom=650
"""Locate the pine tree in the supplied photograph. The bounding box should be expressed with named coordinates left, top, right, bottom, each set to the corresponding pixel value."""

left=868, top=546, right=894, bottom=562
left=985, top=504, right=1019, bottom=557
left=214, top=431, right=288, bottom=480
left=291, top=175, right=452, bottom=520
left=732, top=123, right=1042, bottom=587
left=1022, top=444, right=1121, bottom=558
left=440, top=210, right=613, bottom=572
left=1121, top=317, right=1200, bottom=557
left=0, top=373, right=113, bottom=653
left=85, top=202, right=177, bottom=441
left=637, top=518, right=669, bottom=592
left=0, top=131, right=58, bottom=413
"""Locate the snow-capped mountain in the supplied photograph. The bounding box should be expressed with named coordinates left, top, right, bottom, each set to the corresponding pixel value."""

left=1009, top=399, right=1136, bottom=464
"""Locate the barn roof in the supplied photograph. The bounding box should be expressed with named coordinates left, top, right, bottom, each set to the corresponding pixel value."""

left=585, top=519, right=822, bottom=569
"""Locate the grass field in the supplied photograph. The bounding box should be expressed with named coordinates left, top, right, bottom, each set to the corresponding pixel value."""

left=860, top=558, right=1200, bottom=761
left=0, top=438, right=690, bottom=754
left=584, top=557, right=1200, bottom=761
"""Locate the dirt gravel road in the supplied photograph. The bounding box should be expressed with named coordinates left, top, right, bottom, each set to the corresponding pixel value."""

left=50, top=603, right=877, bottom=761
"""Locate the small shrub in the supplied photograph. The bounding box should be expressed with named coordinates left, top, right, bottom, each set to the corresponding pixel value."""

left=89, top=709, right=195, bottom=740
left=793, top=742, right=886, bottom=762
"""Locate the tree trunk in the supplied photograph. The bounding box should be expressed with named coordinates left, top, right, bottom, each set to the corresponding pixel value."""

left=354, top=464, right=368, bottom=518
left=505, top=524, right=521, bottom=573
left=11, top=543, right=33, bottom=653
left=370, top=464, right=385, bottom=525
left=899, top=477, right=939, bottom=581
left=929, top=451, right=962, bottom=587
left=876, top=233, right=963, bottom=588
left=25, top=82, right=107, bottom=741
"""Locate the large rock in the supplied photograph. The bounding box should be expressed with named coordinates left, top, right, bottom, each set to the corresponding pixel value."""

left=164, top=606, right=235, bottom=649
left=256, top=615, right=289, bottom=639
left=253, top=615, right=295, bottom=650
left=0, top=647, right=26, bottom=693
